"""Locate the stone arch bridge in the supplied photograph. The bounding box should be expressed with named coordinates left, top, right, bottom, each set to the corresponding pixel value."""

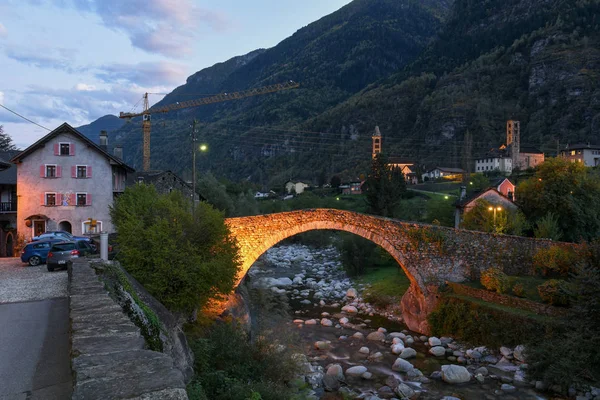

left=225, top=209, right=554, bottom=333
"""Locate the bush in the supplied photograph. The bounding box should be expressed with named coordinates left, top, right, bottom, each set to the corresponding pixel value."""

left=363, top=291, right=394, bottom=308
left=480, top=267, right=510, bottom=294
left=110, top=184, right=240, bottom=315
left=512, top=283, right=525, bottom=298
left=537, top=280, right=572, bottom=306
left=533, top=246, right=577, bottom=277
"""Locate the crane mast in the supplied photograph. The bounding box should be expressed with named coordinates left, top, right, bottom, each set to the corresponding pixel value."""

left=119, top=81, right=300, bottom=171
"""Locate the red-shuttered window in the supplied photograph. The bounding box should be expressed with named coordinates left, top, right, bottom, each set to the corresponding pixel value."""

left=44, top=193, right=56, bottom=206
left=40, top=164, right=61, bottom=178
left=76, top=193, right=91, bottom=206
left=56, top=142, right=75, bottom=156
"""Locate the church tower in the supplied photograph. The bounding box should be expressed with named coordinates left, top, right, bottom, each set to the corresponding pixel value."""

left=507, top=120, right=520, bottom=168
left=372, top=126, right=382, bottom=159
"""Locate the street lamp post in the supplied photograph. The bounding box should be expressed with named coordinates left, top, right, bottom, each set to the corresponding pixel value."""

left=191, top=120, right=198, bottom=211
left=488, top=206, right=503, bottom=230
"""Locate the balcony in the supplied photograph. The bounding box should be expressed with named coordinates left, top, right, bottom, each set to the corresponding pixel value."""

left=0, top=201, right=16, bottom=213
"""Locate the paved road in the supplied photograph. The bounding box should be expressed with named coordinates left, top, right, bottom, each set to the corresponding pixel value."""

left=0, top=259, right=71, bottom=399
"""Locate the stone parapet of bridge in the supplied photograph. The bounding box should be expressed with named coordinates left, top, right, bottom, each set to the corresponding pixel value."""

left=225, top=209, right=559, bottom=333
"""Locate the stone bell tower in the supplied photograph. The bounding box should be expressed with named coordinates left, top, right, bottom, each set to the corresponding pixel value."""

left=372, top=126, right=382, bottom=159
left=507, top=120, right=521, bottom=169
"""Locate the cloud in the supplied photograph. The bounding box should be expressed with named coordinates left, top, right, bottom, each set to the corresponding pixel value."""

left=3, top=46, right=83, bottom=72
left=37, top=0, right=230, bottom=57
left=0, top=23, right=7, bottom=38
left=75, top=83, right=96, bottom=91
left=0, top=91, right=4, bottom=104
left=94, top=61, right=187, bottom=86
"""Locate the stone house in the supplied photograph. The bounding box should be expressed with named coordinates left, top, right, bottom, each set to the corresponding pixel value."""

left=454, top=180, right=518, bottom=229
left=559, top=143, right=600, bottom=167
left=285, top=180, right=309, bottom=195
left=0, top=151, right=18, bottom=256
left=10, top=123, right=134, bottom=240
left=126, top=170, right=202, bottom=205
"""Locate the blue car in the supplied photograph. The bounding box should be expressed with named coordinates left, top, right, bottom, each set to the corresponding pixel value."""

left=32, top=230, right=91, bottom=243
left=21, top=239, right=63, bottom=266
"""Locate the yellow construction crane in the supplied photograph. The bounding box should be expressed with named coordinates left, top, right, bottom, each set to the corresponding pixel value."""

left=119, top=81, right=300, bottom=171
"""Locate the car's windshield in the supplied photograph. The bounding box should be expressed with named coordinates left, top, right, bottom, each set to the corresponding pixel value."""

left=51, top=243, right=76, bottom=251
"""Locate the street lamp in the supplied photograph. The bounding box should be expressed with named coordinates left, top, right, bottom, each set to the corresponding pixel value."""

left=488, top=206, right=503, bottom=229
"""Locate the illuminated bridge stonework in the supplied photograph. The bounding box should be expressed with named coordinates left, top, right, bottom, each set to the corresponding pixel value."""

left=225, top=209, right=555, bottom=334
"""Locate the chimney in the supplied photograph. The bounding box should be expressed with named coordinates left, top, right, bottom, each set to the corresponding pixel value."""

left=460, top=185, right=467, bottom=201
left=113, top=145, right=123, bottom=160
left=99, top=130, right=108, bottom=152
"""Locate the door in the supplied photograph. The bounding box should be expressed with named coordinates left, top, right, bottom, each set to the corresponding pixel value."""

left=33, top=220, right=46, bottom=237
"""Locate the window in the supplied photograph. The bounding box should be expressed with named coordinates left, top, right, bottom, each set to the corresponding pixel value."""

left=77, top=166, right=87, bottom=178
left=46, top=165, right=56, bottom=178
left=46, top=193, right=56, bottom=206
left=571, top=150, right=576, bottom=156
left=51, top=242, right=76, bottom=252
left=76, top=193, right=87, bottom=206
left=33, top=242, right=50, bottom=250
left=60, top=143, right=71, bottom=156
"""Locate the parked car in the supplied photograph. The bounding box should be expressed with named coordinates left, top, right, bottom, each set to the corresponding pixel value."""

left=20, top=238, right=63, bottom=266
left=33, top=231, right=97, bottom=251
left=46, top=241, right=80, bottom=271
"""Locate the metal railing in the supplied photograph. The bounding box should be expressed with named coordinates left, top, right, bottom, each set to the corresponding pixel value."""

left=0, top=202, right=16, bottom=212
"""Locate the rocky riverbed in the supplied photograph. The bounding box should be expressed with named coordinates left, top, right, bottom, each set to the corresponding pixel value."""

left=241, top=243, right=567, bottom=400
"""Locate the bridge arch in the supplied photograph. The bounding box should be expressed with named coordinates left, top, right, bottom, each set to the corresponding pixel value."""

left=226, top=209, right=439, bottom=333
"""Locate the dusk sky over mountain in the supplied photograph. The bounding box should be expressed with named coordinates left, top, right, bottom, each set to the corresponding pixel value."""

left=0, top=0, right=352, bottom=149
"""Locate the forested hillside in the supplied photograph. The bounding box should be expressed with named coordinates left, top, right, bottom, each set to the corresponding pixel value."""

left=106, top=0, right=600, bottom=187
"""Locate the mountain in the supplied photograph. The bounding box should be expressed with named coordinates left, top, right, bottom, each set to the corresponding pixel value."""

left=77, top=115, right=125, bottom=144
left=108, top=0, right=600, bottom=186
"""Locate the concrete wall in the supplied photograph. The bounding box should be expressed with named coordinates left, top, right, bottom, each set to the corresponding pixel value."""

left=16, top=131, right=118, bottom=240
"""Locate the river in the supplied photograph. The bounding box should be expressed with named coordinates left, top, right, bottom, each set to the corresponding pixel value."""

left=241, top=243, right=549, bottom=400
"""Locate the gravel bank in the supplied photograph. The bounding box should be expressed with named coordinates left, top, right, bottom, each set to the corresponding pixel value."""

left=0, top=258, right=68, bottom=303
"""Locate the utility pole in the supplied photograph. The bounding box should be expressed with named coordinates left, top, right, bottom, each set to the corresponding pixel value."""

left=191, top=119, right=198, bottom=212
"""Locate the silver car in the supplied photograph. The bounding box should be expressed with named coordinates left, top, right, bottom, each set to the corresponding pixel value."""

left=46, top=241, right=80, bottom=272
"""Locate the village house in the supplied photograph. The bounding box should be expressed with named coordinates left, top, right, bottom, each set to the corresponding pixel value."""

left=285, top=180, right=309, bottom=195
left=340, top=182, right=364, bottom=195
left=10, top=123, right=134, bottom=240
left=454, top=178, right=518, bottom=229
left=421, top=167, right=465, bottom=182
left=559, top=144, right=600, bottom=167
left=475, top=120, right=544, bottom=174
left=127, top=170, right=201, bottom=205
left=0, top=151, right=17, bottom=256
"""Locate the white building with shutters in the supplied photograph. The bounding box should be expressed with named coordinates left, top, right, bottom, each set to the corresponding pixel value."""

left=11, top=123, right=134, bottom=240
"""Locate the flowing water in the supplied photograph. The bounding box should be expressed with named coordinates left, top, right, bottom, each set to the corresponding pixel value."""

left=242, top=243, right=548, bottom=400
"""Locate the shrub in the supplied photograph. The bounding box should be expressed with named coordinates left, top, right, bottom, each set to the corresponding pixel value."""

left=363, top=291, right=394, bottom=308
left=512, top=283, right=525, bottom=298
left=533, top=246, right=577, bottom=277
left=537, top=280, right=571, bottom=306
left=480, top=267, right=510, bottom=294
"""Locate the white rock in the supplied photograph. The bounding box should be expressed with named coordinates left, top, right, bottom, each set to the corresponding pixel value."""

left=429, top=346, right=446, bottom=357
left=392, top=337, right=403, bottom=345
left=319, top=300, right=326, bottom=306
left=513, top=345, right=526, bottom=362
left=405, top=337, right=414, bottom=345
left=345, top=366, right=367, bottom=377
left=305, top=319, right=318, bottom=325
left=352, top=332, right=364, bottom=339
left=321, top=318, right=333, bottom=327
left=293, top=319, right=304, bottom=324
left=342, top=305, right=358, bottom=313
left=391, top=344, right=405, bottom=355
left=378, top=327, right=387, bottom=333
left=361, top=371, right=373, bottom=379
left=346, top=288, right=358, bottom=298
left=428, top=336, right=442, bottom=346
left=500, top=346, right=513, bottom=357
left=366, top=331, right=386, bottom=341
left=395, top=383, right=415, bottom=398
left=441, top=365, right=471, bottom=384
left=359, top=347, right=370, bottom=354
left=501, top=383, right=516, bottom=392
left=389, top=332, right=406, bottom=340
left=339, top=317, right=349, bottom=325
left=369, top=352, right=383, bottom=361
left=392, top=358, right=414, bottom=372
left=400, top=348, right=417, bottom=359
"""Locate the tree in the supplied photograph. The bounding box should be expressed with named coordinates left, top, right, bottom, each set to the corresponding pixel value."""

left=467, top=173, right=490, bottom=194
left=0, top=126, right=16, bottom=151
left=110, top=184, right=240, bottom=315
left=517, top=158, right=600, bottom=242
left=330, top=175, right=341, bottom=189
left=197, top=172, right=235, bottom=216
left=462, top=199, right=529, bottom=235
left=364, top=154, right=406, bottom=217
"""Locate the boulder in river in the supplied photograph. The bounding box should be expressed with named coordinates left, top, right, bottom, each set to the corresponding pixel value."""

left=346, top=288, right=358, bottom=298
left=305, top=319, right=318, bottom=325
left=321, top=318, right=333, bottom=327
left=326, top=364, right=345, bottom=381
left=391, top=343, right=405, bottom=354
left=429, top=346, right=446, bottom=357
left=395, top=383, right=415, bottom=399
left=315, top=341, right=331, bottom=350
left=513, top=345, right=526, bottom=362
left=352, top=332, right=364, bottom=339
left=366, top=331, right=386, bottom=341
left=339, top=317, right=349, bottom=325
left=342, top=305, right=358, bottom=313
left=441, top=365, right=471, bottom=384
left=359, top=347, right=370, bottom=354
left=428, top=336, right=442, bottom=346
left=400, top=348, right=417, bottom=359
left=392, top=358, right=414, bottom=372
left=345, top=366, right=368, bottom=377
left=322, top=374, right=340, bottom=392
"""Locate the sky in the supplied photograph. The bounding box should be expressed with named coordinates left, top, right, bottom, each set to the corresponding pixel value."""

left=0, top=0, right=353, bottom=149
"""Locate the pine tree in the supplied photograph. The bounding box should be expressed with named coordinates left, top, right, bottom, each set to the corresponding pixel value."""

left=364, top=154, right=406, bottom=217
left=0, top=126, right=16, bottom=151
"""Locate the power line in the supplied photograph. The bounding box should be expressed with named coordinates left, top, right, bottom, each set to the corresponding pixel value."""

left=0, top=104, right=51, bottom=131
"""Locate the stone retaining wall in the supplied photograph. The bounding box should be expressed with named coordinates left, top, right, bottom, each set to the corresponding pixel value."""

left=68, top=259, right=188, bottom=399
left=447, top=282, right=568, bottom=317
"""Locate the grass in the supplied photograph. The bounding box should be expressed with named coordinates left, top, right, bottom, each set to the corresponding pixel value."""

left=449, top=294, right=553, bottom=323
left=356, top=265, right=411, bottom=298
left=464, top=275, right=554, bottom=303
